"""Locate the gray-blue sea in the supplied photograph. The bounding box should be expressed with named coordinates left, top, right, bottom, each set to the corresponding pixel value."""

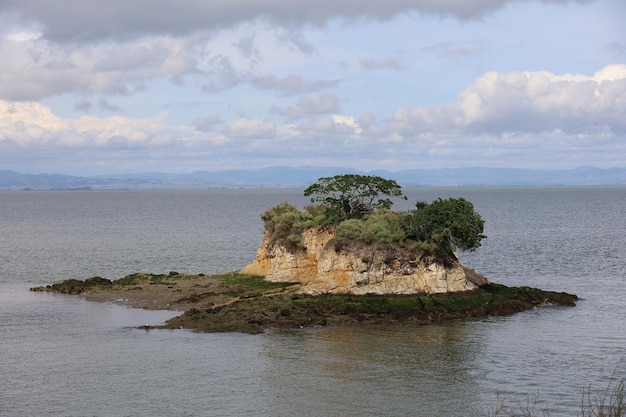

left=1, top=187, right=624, bottom=417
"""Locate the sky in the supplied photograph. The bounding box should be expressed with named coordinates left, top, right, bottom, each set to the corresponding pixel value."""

left=0, top=0, right=625, bottom=176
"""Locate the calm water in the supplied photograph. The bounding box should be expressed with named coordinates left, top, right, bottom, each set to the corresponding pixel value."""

left=0, top=187, right=624, bottom=416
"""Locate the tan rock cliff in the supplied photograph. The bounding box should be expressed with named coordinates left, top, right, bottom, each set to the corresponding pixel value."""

left=242, top=227, right=488, bottom=295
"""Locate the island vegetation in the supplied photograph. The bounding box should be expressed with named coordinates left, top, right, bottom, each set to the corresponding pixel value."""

left=263, top=174, right=485, bottom=262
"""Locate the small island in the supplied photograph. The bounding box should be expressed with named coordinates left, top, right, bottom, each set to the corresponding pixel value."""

left=31, top=175, right=577, bottom=333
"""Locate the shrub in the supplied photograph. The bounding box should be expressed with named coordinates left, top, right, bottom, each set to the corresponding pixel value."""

left=334, top=211, right=405, bottom=247
left=260, top=203, right=314, bottom=252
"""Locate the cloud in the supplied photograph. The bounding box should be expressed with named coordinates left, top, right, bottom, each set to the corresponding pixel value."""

left=422, top=41, right=485, bottom=59
left=272, top=27, right=318, bottom=55
left=5, top=66, right=625, bottom=147
left=0, top=100, right=180, bottom=149
left=601, top=42, right=626, bottom=59
left=224, top=118, right=276, bottom=138
left=358, top=113, right=376, bottom=130
left=0, top=34, right=191, bottom=100
left=251, top=74, right=338, bottom=95
left=193, top=114, right=223, bottom=132
left=360, top=58, right=405, bottom=71
left=97, top=98, right=122, bottom=113
left=275, top=93, right=341, bottom=120
left=73, top=98, right=92, bottom=113
left=2, top=0, right=586, bottom=43
left=1, top=19, right=330, bottom=101
left=199, top=54, right=243, bottom=93
left=6, top=30, right=40, bottom=42
left=332, top=115, right=362, bottom=134
left=232, top=34, right=260, bottom=61
left=2, top=65, right=624, bottom=174
left=390, top=64, right=626, bottom=138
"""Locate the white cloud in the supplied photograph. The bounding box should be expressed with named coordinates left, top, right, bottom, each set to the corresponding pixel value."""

left=0, top=100, right=182, bottom=149
left=592, top=64, right=626, bottom=81
left=332, top=115, right=362, bottom=134
left=390, top=65, right=626, bottom=138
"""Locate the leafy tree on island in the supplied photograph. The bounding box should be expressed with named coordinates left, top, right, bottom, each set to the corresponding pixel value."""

left=404, top=198, right=486, bottom=258
left=303, top=174, right=407, bottom=221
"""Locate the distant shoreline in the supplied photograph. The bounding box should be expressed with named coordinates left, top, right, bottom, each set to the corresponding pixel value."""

left=3, top=165, right=626, bottom=190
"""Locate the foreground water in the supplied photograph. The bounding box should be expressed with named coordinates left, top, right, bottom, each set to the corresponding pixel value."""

left=0, top=187, right=624, bottom=416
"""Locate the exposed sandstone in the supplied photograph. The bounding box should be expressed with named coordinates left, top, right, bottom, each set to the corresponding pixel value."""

left=242, top=227, right=488, bottom=295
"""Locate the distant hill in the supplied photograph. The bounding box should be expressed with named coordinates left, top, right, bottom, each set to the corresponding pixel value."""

left=1, top=166, right=625, bottom=190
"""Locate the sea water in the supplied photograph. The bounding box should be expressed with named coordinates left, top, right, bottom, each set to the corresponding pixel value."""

left=1, top=187, right=624, bottom=416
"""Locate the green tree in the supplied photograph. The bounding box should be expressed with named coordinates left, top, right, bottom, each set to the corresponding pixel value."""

left=405, top=198, right=486, bottom=258
left=303, top=174, right=406, bottom=222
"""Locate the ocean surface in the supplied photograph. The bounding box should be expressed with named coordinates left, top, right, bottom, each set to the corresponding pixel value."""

left=0, top=187, right=624, bottom=417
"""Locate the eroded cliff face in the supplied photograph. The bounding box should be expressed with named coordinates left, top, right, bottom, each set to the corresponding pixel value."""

left=241, top=227, right=488, bottom=295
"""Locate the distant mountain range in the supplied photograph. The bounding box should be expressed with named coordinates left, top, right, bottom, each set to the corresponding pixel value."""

left=1, top=166, right=625, bottom=190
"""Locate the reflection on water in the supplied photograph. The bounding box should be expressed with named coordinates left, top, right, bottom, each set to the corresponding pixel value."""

left=261, top=323, right=487, bottom=417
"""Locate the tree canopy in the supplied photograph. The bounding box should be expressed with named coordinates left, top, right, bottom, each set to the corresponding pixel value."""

left=404, top=198, right=486, bottom=256
left=303, top=174, right=406, bottom=221
left=262, top=175, right=486, bottom=261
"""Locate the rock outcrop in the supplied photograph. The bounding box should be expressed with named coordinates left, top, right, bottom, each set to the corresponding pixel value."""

left=242, top=227, right=488, bottom=295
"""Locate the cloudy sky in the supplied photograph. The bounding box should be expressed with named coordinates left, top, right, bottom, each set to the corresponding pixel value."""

left=1, top=0, right=624, bottom=175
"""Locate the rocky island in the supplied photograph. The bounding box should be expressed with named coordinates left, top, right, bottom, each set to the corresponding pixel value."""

left=31, top=175, right=577, bottom=333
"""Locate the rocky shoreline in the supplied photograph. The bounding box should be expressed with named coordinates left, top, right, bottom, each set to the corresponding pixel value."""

left=31, top=272, right=578, bottom=334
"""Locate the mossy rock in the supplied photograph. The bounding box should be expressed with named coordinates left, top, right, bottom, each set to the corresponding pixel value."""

left=163, top=284, right=577, bottom=334
left=38, top=276, right=114, bottom=294
left=84, top=276, right=113, bottom=286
